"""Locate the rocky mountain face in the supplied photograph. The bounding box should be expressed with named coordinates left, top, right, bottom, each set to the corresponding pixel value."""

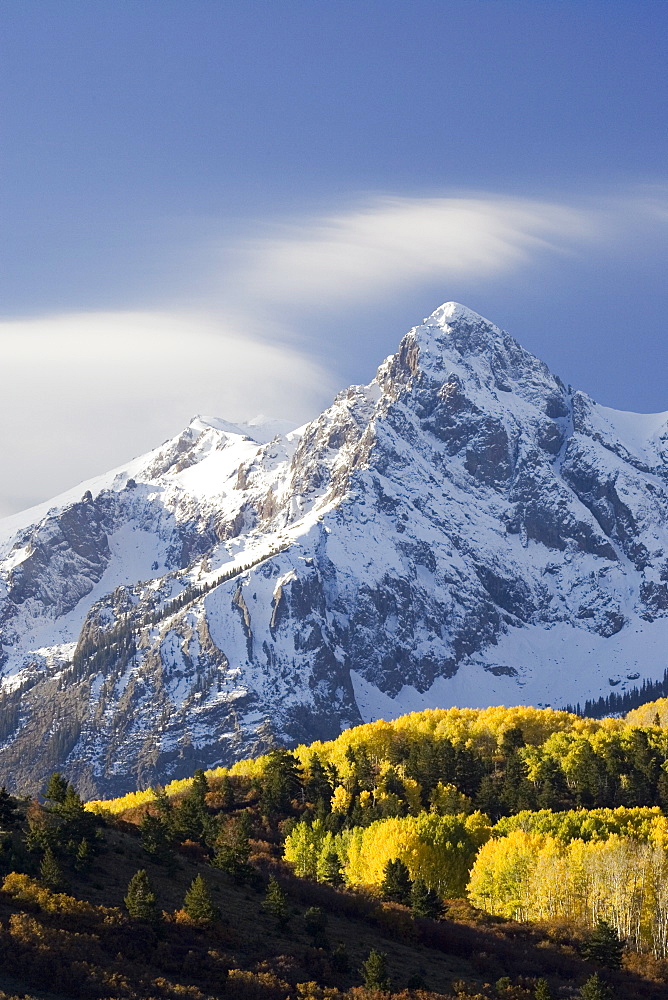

left=2, top=302, right=668, bottom=796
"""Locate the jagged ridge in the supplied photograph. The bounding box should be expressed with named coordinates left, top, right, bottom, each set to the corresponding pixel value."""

left=1, top=302, right=668, bottom=795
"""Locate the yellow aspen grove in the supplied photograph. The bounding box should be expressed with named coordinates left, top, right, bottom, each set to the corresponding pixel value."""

left=337, top=812, right=489, bottom=897
left=467, top=827, right=668, bottom=957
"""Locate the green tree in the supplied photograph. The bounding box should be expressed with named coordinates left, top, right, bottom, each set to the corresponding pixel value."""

left=183, top=874, right=218, bottom=922
left=304, top=754, right=333, bottom=810
left=40, top=846, right=64, bottom=890
left=0, top=787, right=18, bottom=828
left=361, top=950, right=390, bottom=992
left=44, top=772, right=69, bottom=805
left=75, top=838, right=92, bottom=870
left=534, top=980, right=553, bottom=1000
left=191, top=768, right=209, bottom=800
left=410, top=878, right=443, bottom=919
left=176, top=772, right=210, bottom=843
left=581, top=919, right=624, bottom=969
left=317, top=849, right=343, bottom=886
left=140, top=811, right=173, bottom=864
left=219, top=774, right=234, bottom=809
left=260, top=750, right=302, bottom=818
left=263, top=875, right=289, bottom=926
left=579, top=973, right=613, bottom=1000
left=125, top=868, right=159, bottom=922
left=380, top=857, right=412, bottom=904
left=213, top=817, right=251, bottom=881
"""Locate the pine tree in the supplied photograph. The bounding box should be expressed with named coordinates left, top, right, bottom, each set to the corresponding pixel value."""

left=40, top=846, right=64, bottom=890
left=410, top=878, right=443, bottom=919
left=263, top=875, right=289, bottom=926
left=581, top=919, right=624, bottom=969
left=190, top=768, right=209, bottom=805
left=44, top=772, right=69, bottom=804
left=220, top=774, right=234, bottom=809
left=260, top=750, right=302, bottom=818
left=317, top=849, right=343, bottom=886
left=534, top=979, right=553, bottom=1000
left=305, top=754, right=333, bottom=810
left=75, top=838, right=92, bottom=870
left=56, top=785, right=86, bottom=834
left=183, top=874, right=218, bottom=922
left=380, top=858, right=412, bottom=904
left=140, top=811, right=173, bottom=864
left=176, top=776, right=209, bottom=843
left=579, top=973, right=613, bottom=1000
left=125, top=869, right=159, bottom=922
left=0, top=787, right=18, bottom=828
left=213, top=817, right=251, bottom=881
left=361, top=950, right=390, bottom=992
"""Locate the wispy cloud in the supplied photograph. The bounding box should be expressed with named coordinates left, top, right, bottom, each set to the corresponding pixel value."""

left=0, top=310, right=333, bottom=515
left=229, top=194, right=599, bottom=306
left=3, top=186, right=668, bottom=516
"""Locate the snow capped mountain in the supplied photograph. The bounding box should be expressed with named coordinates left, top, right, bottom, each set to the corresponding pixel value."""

left=2, top=302, right=668, bottom=795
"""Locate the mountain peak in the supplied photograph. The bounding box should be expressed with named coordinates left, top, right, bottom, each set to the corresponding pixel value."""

left=2, top=301, right=668, bottom=795
left=423, top=301, right=492, bottom=328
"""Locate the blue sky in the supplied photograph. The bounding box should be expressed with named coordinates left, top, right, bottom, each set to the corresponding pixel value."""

left=1, top=0, right=667, bottom=514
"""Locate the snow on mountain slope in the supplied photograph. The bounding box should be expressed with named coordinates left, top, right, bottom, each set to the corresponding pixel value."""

left=1, top=302, right=668, bottom=795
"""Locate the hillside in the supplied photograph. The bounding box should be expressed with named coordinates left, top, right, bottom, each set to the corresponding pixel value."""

left=4, top=702, right=668, bottom=1000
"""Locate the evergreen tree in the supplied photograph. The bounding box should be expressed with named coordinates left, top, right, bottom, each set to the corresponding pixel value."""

left=263, top=875, right=289, bottom=926
left=317, top=849, right=343, bottom=886
left=219, top=774, right=234, bottom=809
left=581, top=919, right=624, bottom=969
left=75, top=837, right=92, bottom=870
left=0, top=787, right=18, bottom=828
left=213, top=817, right=251, bottom=881
left=410, top=878, right=443, bottom=919
left=152, top=785, right=173, bottom=820
left=125, top=869, right=159, bottom=922
left=305, top=754, right=333, bottom=810
left=44, top=772, right=69, bottom=804
left=536, top=758, right=572, bottom=811
left=658, top=768, right=668, bottom=811
left=176, top=772, right=210, bottom=843
left=56, top=784, right=87, bottom=838
left=260, top=750, right=302, bottom=818
left=140, top=811, right=173, bottom=864
left=40, top=846, right=64, bottom=890
left=361, top=950, right=390, bottom=992
left=183, top=874, right=218, bottom=922
left=475, top=773, right=504, bottom=820
left=380, top=857, right=412, bottom=904
left=190, top=768, right=209, bottom=804
left=534, top=979, right=553, bottom=1000
left=453, top=745, right=485, bottom=798
left=579, top=973, right=613, bottom=1000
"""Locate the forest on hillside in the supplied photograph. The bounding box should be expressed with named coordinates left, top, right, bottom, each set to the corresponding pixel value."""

left=3, top=702, right=668, bottom=1000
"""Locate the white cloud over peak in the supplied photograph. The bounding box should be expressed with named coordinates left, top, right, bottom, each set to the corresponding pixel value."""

left=0, top=309, right=333, bottom=516
left=230, top=194, right=599, bottom=306
left=3, top=185, right=668, bottom=517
